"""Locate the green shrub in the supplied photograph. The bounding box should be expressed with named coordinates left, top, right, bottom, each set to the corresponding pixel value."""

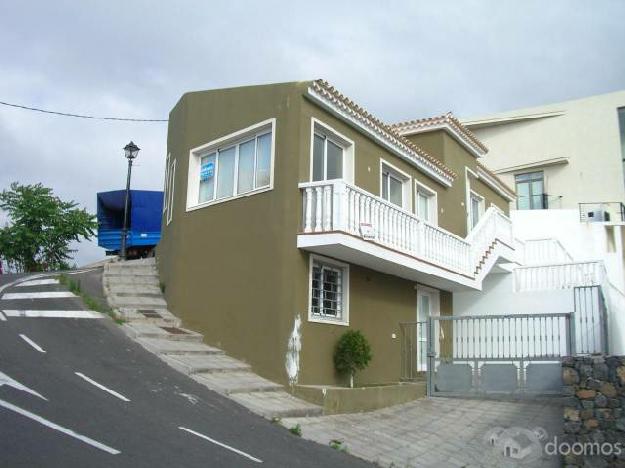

left=288, top=424, right=302, bottom=436
left=333, top=330, right=372, bottom=388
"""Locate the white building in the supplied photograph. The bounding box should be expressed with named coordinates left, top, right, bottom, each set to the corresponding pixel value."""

left=463, top=90, right=625, bottom=213
left=452, top=90, right=625, bottom=357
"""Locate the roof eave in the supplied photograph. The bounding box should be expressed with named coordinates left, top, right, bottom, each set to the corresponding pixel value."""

left=306, top=85, right=455, bottom=187
left=396, top=124, right=488, bottom=158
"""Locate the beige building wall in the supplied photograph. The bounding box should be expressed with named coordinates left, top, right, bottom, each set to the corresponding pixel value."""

left=463, top=90, right=625, bottom=210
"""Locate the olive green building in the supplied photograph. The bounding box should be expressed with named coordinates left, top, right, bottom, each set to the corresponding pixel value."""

left=157, top=80, right=516, bottom=388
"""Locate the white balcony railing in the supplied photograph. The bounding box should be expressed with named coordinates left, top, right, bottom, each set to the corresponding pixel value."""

left=514, top=261, right=606, bottom=292
left=299, top=180, right=514, bottom=278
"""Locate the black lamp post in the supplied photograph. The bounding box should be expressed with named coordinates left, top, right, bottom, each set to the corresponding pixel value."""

left=120, top=141, right=140, bottom=260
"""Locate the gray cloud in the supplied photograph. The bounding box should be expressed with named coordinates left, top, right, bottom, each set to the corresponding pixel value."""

left=1, top=0, right=624, bottom=265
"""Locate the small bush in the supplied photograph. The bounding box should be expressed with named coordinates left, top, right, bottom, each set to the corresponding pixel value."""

left=288, top=424, right=302, bottom=437
left=329, top=439, right=347, bottom=452
left=333, top=330, right=372, bottom=388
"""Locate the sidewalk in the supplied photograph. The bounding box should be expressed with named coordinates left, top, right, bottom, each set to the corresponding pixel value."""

left=282, top=397, right=562, bottom=468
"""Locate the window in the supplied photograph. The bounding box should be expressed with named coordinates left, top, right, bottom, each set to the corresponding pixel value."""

left=309, top=256, right=349, bottom=325
left=515, top=171, right=546, bottom=210
left=187, top=119, right=275, bottom=211
left=380, top=160, right=411, bottom=210
left=415, top=181, right=438, bottom=224
left=312, top=133, right=343, bottom=181
left=163, top=153, right=170, bottom=214
left=198, top=132, right=272, bottom=203
left=470, top=192, right=484, bottom=229
left=309, top=119, right=354, bottom=183
left=166, top=158, right=176, bottom=225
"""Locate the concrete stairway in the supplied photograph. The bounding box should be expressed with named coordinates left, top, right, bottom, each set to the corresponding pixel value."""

left=103, top=258, right=321, bottom=419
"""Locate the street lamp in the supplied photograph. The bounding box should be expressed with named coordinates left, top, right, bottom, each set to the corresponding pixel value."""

left=120, top=141, right=140, bottom=260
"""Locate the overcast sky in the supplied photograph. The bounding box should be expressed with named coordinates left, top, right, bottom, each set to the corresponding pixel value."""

left=1, top=1, right=624, bottom=266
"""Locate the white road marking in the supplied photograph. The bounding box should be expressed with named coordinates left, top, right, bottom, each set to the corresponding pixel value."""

left=0, top=371, right=47, bottom=400
left=0, top=311, right=5, bottom=321
left=16, top=279, right=60, bottom=287
left=19, top=334, right=46, bottom=353
left=1, top=292, right=77, bottom=300
left=0, top=398, right=120, bottom=455
left=75, top=373, right=130, bottom=402
left=2, top=310, right=101, bottom=319
left=179, top=426, right=263, bottom=463
left=0, top=274, right=48, bottom=297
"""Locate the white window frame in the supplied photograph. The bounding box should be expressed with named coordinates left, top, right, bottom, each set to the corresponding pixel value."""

left=167, top=158, right=176, bottom=225
left=309, top=118, right=355, bottom=184
left=163, top=153, right=170, bottom=214
left=186, top=118, right=276, bottom=212
left=308, top=254, right=350, bottom=326
left=379, top=158, right=412, bottom=212
left=469, top=190, right=485, bottom=229
left=415, top=180, right=438, bottom=225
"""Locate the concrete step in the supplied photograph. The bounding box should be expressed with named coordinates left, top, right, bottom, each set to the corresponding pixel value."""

left=193, top=371, right=283, bottom=395
left=104, top=275, right=160, bottom=286
left=162, top=354, right=250, bottom=375
left=230, top=391, right=323, bottom=419
left=108, top=284, right=162, bottom=295
left=105, top=268, right=159, bottom=277
left=136, top=337, right=223, bottom=356
left=122, top=258, right=156, bottom=266
left=123, top=322, right=203, bottom=342
left=117, top=308, right=181, bottom=326
left=114, top=291, right=163, bottom=298
left=109, top=296, right=168, bottom=308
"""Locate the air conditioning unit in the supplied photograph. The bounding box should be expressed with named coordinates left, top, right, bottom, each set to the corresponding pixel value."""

left=587, top=210, right=610, bottom=222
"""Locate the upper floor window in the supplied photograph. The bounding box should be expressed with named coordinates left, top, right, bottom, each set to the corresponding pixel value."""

left=186, top=119, right=275, bottom=211
left=380, top=160, right=411, bottom=211
left=470, top=191, right=484, bottom=229
left=309, top=118, right=354, bottom=183
left=313, top=133, right=343, bottom=181
left=415, top=181, right=438, bottom=225
left=515, top=171, right=546, bottom=210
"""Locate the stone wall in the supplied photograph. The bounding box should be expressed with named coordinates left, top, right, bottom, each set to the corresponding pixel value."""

left=562, top=355, right=625, bottom=466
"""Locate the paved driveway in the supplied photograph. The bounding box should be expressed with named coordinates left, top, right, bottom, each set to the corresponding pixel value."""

left=283, top=397, right=563, bottom=467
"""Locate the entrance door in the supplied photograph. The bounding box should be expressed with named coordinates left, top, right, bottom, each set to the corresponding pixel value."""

left=416, top=287, right=440, bottom=371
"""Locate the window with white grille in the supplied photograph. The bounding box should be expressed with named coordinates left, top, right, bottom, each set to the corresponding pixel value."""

left=309, top=256, right=349, bottom=325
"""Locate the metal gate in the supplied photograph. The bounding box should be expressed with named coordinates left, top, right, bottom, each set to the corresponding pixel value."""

left=400, top=286, right=609, bottom=398
left=425, top=313, right=571, bottom=398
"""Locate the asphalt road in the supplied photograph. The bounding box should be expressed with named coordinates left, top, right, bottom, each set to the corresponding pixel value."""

left=0, top=269, right=372, bottom=468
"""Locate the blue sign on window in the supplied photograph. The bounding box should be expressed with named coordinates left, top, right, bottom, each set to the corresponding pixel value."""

left=200, top=161, right=215, bottom=181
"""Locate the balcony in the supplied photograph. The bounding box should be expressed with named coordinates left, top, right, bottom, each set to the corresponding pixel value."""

left=298, top=180, right=516, bottom=290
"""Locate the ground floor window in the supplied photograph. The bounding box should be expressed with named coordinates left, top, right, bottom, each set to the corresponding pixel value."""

left=309, top=256, right=349, bottom=325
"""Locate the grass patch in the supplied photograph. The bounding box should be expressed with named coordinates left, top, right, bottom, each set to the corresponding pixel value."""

left=288, top=424, right=302, bottom=437
left=58, top=274, right=124, bottom=325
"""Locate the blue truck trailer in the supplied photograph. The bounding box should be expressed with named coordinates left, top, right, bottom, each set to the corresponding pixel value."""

left=97, top=190, right=163, bottom=258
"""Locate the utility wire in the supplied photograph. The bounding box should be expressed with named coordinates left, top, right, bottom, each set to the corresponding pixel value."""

left=0, top=100, right=168, bottom=122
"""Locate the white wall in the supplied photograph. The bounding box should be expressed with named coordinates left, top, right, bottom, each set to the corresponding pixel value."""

left=454, top=273, right=574, bottom=317
left=465, top=90, right=625, bottom=210
left=512, top=209, right=625, bottom=291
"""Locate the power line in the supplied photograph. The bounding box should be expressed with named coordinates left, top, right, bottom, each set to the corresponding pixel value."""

left=0, top=100, right=168, bottom=122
